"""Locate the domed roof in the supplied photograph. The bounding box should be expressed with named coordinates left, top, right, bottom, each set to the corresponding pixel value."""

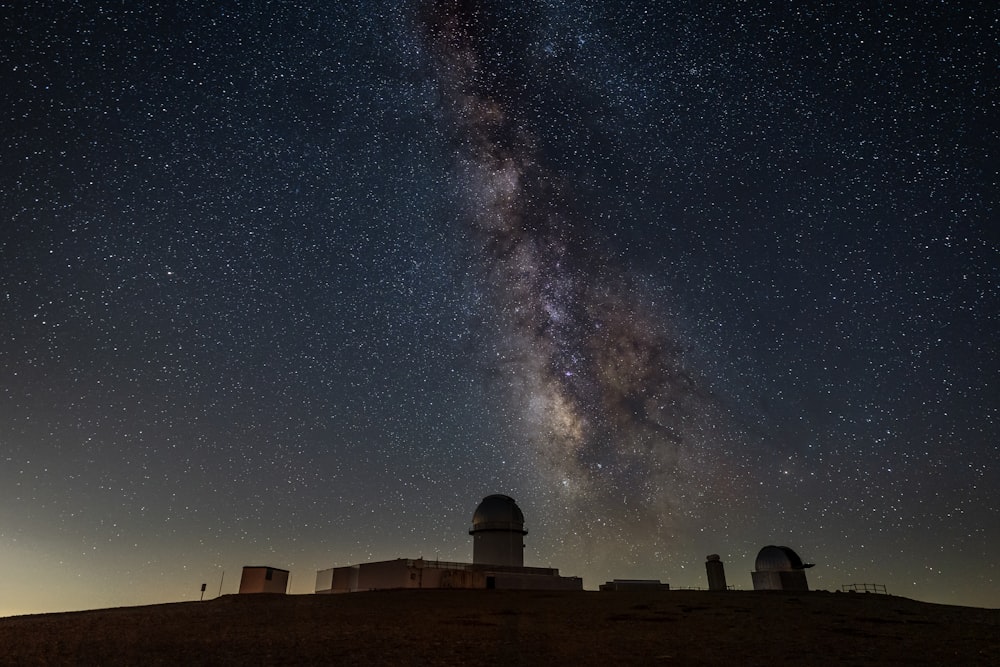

left=470, top=494, right=527, bottom=533
left=755, top=545, right=809, bottom=571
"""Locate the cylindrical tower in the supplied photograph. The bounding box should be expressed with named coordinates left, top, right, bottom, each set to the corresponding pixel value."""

left=705, top=554, right=727, bottom=591
left=469, top=494, right=527, bottom=567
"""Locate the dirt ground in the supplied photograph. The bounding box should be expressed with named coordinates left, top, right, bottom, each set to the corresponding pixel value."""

left=0, top=589, right=997, bottom=666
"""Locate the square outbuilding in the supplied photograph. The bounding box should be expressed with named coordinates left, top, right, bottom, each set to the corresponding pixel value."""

left=238, top=566, right=289, bottom=594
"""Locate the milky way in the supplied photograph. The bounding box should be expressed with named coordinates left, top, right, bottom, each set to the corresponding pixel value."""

left=2, top=1, right=995, bottom=614
left=419, top=1, right=736, bottom=557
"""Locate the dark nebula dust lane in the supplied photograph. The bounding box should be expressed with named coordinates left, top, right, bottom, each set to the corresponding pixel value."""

left=418, top=0, right=735, bottom=547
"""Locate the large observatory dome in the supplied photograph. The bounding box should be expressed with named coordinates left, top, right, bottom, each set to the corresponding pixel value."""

left=755, top=545, right=809, bottom=571
left=469, top=494, right=527, bottom=567
left=471, top=494, right=527, bottom=534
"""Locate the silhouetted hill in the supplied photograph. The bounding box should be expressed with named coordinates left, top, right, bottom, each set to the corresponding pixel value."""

left=0, top=590, right=997, bottom=665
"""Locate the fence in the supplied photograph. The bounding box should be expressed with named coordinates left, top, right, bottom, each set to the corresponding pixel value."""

left=841, top=583, right=888, bottom=594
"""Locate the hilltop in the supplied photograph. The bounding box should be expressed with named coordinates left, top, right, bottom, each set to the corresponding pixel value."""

left=0, top=589, right=996, bottom=665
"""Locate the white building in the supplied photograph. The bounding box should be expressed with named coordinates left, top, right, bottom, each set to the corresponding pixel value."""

left=751, top=545, right=813, bottom=591
left=315, top=495, right=581, bottom=593
left=239, top=566, right=289, bottom=594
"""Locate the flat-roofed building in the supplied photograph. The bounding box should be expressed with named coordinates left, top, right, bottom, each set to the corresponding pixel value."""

left=315, top=495, right=582, bottom=593
left=239, top=566, right=289, bottom=594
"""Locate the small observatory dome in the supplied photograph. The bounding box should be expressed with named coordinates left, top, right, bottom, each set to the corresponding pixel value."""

left=471, top=494, right=527, bottom=533
left=754, top=545, right=812, bottom=571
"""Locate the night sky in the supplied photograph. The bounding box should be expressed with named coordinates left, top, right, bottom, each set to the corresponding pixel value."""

left=2, top=1, right=997, bottom=615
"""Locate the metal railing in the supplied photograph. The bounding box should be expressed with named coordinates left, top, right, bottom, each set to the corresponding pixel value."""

left=841, top=583, right=888, bottom=594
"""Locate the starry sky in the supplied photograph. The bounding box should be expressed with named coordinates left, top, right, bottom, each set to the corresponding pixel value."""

left=2, top=1, right=997, bottom=615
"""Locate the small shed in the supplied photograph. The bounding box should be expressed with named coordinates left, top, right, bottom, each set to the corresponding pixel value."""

left=238, top=566, right=289, bottom=594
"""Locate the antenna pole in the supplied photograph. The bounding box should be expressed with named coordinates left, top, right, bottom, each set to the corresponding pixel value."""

left=218, top=570, right=225, bottom=598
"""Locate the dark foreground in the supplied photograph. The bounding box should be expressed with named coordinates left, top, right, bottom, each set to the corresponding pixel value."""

left=0, top=589, right=997, bottom=666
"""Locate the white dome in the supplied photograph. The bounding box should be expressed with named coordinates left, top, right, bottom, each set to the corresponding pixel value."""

left=755, top=545, right=807, bottom=571
left=471, top=494, right=526, bottom=533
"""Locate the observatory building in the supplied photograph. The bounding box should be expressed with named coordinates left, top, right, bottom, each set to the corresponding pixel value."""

left=315, top=495, right=581, bottom=593
left=751, top=545, right=813, bottom=591
left=470, top=494, right=528, bottom=567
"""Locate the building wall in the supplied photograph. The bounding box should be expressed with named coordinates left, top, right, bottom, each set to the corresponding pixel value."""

left=333, top=565, right=360, bottom=592
left=472, top=531, right=524, bottom=567
left=598, top=580, right=669, bottom=592
left=751, top=570, right=809, bottom=591
left=314, top=559, right=581, bottom=593
left=315, top=568, right=334, bottom=592
left=416, top=565, right=485, bottom=589
left=239, top=566, right=289, bottom=594
left=355, top=560, right=410, bottom=591
left=491, top=571, right=582, bottom=590
left=778, top=570, right=809, bottom=591
left=316, top=560, right=484, bottom=593
left=706, top=561, right=727, bottom=591
left=751, top=570, right=782, bottom=591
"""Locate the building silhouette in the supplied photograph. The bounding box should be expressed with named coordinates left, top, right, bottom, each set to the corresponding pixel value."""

left=470, top=494, right=527, bottom=567
left=238, top=566, right=289, bottom=594
left=705, top=554, right=727, bottom=591
left=751, top=545, right=813, bottom=591
left=315, top=495, right=581, bottom=593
